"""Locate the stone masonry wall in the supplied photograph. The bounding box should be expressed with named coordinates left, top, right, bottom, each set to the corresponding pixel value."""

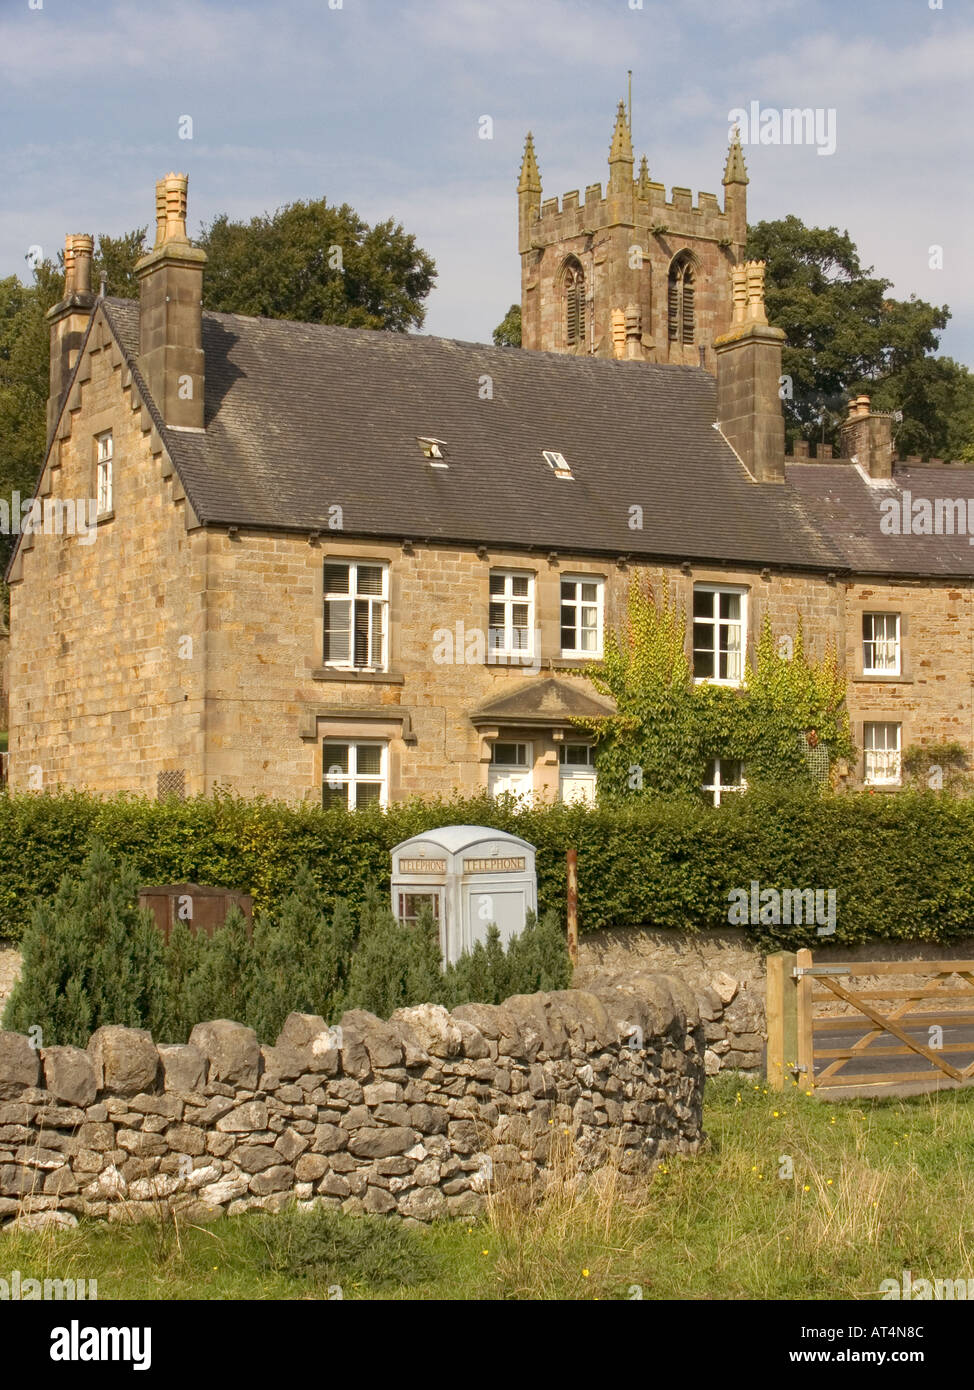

left=578, top=928, right=974, bottom=1077
left=8, top=307, right=205, bottom=796
left=0, top=973, right=703, bottom=1231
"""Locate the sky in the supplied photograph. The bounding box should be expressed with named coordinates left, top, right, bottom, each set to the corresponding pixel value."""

left=1, top=0, right=972, bottom=365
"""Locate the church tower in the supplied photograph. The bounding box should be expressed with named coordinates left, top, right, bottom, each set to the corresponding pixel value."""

left=518, top=104, right=748, bottom=371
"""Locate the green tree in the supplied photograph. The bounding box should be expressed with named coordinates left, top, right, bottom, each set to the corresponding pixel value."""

left=93, top=228, right=149, bottom=300
left=442, top=911, right=571, bottom=1005
left=344, top=890, right=443, bottom=1018
left=185, top=905, right=257, bottom=1028
left=870, top=354, right=974, bottom=462
left=746, top=215, right=973, bottom=458
left=504, top=908, right=572, bottom=994
left=199, top=199, right=436, bottom=330
left=3, top=840, right=167, bottom=1046
left=492, top=303, right=521, bottom=347
left=155, top=916, right=203, bottom=1044
left=0, top=268, right=55, bottom=557
left=249, top=867, right=356, bottom=1038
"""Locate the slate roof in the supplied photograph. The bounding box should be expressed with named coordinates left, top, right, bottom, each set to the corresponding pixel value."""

left=98, top=298, right=974, bottom=580
left=787, top=463, right=974, bottom=579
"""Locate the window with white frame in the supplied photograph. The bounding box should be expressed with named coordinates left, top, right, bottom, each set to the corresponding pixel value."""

left=323, top=561, right=388, bottom=670
left=488, top=570, right=534, bottom=659
left=702, top=757, right=746, bottom=806
left=95, top=431, right=113, bottom=516
left=693, top=585, right=746, bottom=684
left=321, top=740, right=387, bottom=809
left=560, top=576, right=603, bottom=658
left=864, top=723, right=901, bottom=785
left=488, top=741, right=533, bottom=800
left=862, top=613, right=901, bottom=676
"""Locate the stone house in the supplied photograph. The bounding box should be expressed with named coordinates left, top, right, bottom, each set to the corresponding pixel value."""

left=6, top=125, right=974, bottom=806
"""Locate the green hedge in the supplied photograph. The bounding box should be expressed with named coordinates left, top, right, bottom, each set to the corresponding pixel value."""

left=0, top=786, right=973, bottom=948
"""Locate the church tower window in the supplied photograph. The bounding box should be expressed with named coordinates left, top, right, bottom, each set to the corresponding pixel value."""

left=563, top=259, right=586, bottom=348
left=668, top=253, right=696, bottom=345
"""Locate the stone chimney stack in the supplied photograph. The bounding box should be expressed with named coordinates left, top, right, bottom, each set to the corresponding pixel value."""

left=46, top=233, right=96, bottom=437
left=134, top=172, right=207, bottom=430
left=714, top=260, right=786, bottom=483
left=838, top=395, right=894, bottom=480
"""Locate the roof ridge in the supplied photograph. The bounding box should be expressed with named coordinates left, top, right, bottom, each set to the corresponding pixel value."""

left=108, top=294, right=716, bottom=377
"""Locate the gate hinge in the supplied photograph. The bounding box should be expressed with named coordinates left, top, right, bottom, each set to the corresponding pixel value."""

left=793, top=965, right=852, bottom=978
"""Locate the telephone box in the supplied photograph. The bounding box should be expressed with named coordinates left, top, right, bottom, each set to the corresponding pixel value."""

left=390, top=825, right=537, bottom=965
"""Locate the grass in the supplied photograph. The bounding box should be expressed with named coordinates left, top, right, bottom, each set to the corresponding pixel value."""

left=4, top=1074, right=974, bottom=1300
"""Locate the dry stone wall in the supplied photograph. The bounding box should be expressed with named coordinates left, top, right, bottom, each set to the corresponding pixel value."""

left=0, top=973, right=704, bottom=1230
left=577, top=930, right=767, bottom=1074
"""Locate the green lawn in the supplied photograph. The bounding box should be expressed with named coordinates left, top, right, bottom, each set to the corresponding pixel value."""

left=4, top=1074, right=974, bottom=1300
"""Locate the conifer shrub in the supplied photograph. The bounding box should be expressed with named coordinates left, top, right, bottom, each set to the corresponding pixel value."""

left=247, top=868, right=356, bottom=1044
left=3, top=840, right=168, bottom=1047
left=343, top=893, right=444, bottom=1020
left=1, top=849, right=575, bottom=1046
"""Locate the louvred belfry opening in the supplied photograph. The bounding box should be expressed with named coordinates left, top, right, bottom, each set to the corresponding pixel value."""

left=564, top=259, right=586, bottom=348
left=668, top=252, right=696, bottom=345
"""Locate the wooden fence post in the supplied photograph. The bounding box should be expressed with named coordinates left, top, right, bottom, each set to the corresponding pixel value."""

left=766, top=950, right=798, bottom=1091
left=795, top=946, right=815, bottom=1090
left=566, top=848, right=578, bottom=966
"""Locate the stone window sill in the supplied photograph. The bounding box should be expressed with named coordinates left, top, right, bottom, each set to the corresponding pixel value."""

left=852, top=674, right=913, bottom=684
left=311, top=667, right=404, bottom=685
left=547, top=656, right=600, bottom=670
left=96, top=509, right=115, bottom=525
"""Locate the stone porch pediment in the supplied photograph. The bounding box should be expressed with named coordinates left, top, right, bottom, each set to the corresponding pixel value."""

left=469, top=676, right=615, bottom=730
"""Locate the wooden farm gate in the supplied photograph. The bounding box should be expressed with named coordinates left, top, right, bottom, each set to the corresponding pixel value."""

left=767, top=949, right=974, bottom=1092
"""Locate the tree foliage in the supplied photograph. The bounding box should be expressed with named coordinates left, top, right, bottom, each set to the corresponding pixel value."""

left=198, top=199, right=435, bottom=331
left=3, top=840, right=168, bottom=1045
left=747, top=214, right=974, bottom=458
left=492, top=303, right=522, bottom=347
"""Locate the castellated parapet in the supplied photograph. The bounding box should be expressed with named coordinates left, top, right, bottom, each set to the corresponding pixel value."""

left=519, top=102, right=748, bottom=370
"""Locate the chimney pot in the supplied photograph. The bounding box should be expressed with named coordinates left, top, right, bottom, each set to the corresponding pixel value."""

left=154, top=179, right=167, bottom=248
left=162, top=172, right=190, bottom=242
left=731, top=263, right=747, bottom=324
left=744, top=259, right=769, bottom=326
left=46, top=234, right=96, bottom=438
left=70, top=233, right=94, bottom=296
left=63, top=235, right=76, bottom=297
left=611, top=307, right=626, bottom=359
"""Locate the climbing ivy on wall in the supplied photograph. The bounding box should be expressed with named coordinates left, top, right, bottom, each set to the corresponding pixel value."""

left=582, top=578, right=854, bottom=800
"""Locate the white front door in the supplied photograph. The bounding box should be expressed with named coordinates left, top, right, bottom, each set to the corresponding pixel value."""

left=559, top=768, right=597, bottom=804
left=488, top=741, right=533, bottom=800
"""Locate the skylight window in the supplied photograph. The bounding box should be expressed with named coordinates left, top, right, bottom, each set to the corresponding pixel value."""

left=543, top=450, right=573, bottom=480
left=417, top=437, right=448, bottom=466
